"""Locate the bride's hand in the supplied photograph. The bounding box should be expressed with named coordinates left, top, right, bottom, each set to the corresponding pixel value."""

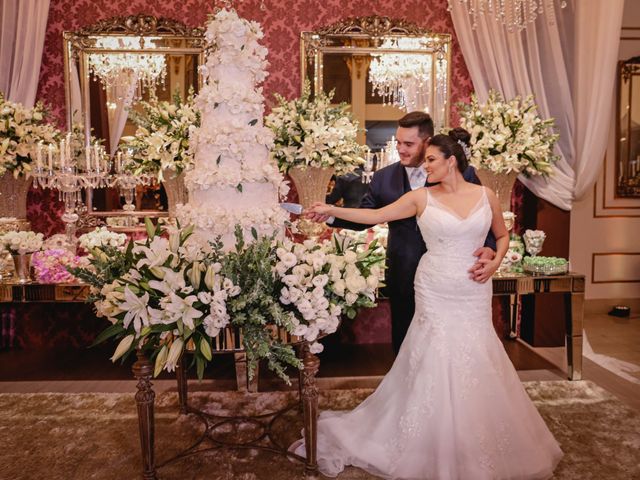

left=305, top=202, right=334, bottom=220
left=472, top=258, right=500, bottom=283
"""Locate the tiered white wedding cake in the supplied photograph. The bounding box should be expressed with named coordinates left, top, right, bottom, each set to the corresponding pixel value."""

left=178, top=9, right=288, bottom=246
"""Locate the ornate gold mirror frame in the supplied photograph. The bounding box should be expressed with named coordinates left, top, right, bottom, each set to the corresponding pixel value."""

left=301, top=16, right=451, bottom=145
left=616, top=56, right=640, bottom=197
left=62, top=15, right=205, bottom=222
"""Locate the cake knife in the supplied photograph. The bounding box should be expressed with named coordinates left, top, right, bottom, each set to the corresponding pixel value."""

left=279, top=202, right=304, bottom=215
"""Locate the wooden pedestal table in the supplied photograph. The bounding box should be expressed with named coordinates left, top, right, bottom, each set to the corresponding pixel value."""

left=131, top=327, right=322, bottom=479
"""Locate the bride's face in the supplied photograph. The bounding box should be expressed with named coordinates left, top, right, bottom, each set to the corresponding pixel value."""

left=424, top=145, right=456, bottom=182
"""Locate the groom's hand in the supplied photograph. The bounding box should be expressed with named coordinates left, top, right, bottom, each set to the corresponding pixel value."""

left=469, top=247, right=496, bottom=283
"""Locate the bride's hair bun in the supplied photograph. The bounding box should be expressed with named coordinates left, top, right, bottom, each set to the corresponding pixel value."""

left=448, top=127, right=471, bottom=147
left=427, top=127, right=471, bottom=173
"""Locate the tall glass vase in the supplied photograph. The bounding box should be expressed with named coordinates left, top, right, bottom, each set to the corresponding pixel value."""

left=475, top=169, right=519, bottom=230
left=0, top=173, right=32, bottom=232
left=288, top=166, right=335, bottom=238
left=161, top=170, right=188, bottom=220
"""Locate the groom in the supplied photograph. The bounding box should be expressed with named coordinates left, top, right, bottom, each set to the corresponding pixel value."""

left=309, top=112, right=496, bottom=354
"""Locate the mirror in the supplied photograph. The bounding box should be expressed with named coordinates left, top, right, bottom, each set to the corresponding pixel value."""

left=63, top=15, right=205, bottom=218
left=301, top=16, right=451, bottom=149
left=616, top=56, right=640, bottom=197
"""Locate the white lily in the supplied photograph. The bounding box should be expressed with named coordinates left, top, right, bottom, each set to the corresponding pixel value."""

left=120, top=287, right=150, bottom=334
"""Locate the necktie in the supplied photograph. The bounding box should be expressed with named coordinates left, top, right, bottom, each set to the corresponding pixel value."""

left=410, top=168, right=425, bottom=190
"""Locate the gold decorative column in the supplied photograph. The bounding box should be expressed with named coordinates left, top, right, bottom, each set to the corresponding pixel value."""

left=475, top=170, right=519, bottom=230
left=0, top=173, right=32, bottom=231
left=288, top=166, right=334, bottom=238
left=161, top=170, right=188, bottom=219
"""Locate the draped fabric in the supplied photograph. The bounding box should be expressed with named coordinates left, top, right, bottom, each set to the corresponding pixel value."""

left=106, top=71, right=138, bottom=155
left=450, top=0, right=624, bottom=210
left=0, top=0, right=50, bottom=108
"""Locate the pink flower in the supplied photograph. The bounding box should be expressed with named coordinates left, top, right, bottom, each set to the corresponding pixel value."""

left=31, top=249, right=87, bottom=284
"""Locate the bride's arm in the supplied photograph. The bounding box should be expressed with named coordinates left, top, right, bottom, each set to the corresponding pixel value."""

left=474, top=189, right=509, bottom=283
left=307, top=190, right=421, bottom=225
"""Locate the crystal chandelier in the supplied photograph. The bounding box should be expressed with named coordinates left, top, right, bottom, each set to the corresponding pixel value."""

left=447, top=0, right=568, bottom=31
left=368, top=37, right=434, bottom=113
left=88, top=36, right=167, bottom=102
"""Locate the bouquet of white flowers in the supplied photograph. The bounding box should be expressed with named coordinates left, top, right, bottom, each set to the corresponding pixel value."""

left=73, top=220, right=385, bottom=383
left=0, top=230, right=44, bottom=254
left=265, top=82, right=365, bottom=175
left=127, top=90, right=200, bottom=181
left=275, top=235, right=384, bottom=354
left=0, top=93, right=59, bottom=178
left=79, top=226, right=128, bottom=251
left=458, top=90, right=559, bottom=176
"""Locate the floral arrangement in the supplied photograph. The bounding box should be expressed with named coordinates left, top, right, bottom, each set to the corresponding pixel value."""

left=265, top=82, right=365, bottom=176
left=275, top=235, right=384, bottom=353
left=500, top=234, right=525, bottom=274
left=79, top=226, right=127, bottom=251
left=31, top=249, right=87, bottom=283
left=72, top=220, right=384, bottom=383
left=127, top=89, right=200, bottom=181
left=0, top=230, right=44, bottom=254
left=458, top=90, right=559, bottom=176
left=0, top=92, right=59, bottom=178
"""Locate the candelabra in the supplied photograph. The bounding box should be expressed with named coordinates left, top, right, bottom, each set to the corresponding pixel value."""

left=362, top=151, right=375, bottom=184
left=109, top=151, right=155, bottom=226
left=32, top=136, right=110, bottom=247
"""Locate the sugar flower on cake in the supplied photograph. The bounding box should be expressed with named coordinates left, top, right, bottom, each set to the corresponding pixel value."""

left=458, top=90, right=559, bottom=176
left=266, top=82, right=365, bottom=176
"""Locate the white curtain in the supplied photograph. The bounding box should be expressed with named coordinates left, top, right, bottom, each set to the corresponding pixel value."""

left=572, top=0, right=625, bottom=200
left=69, top=58, right=83, bottom=127
left=106, top=70, right=138, bottom=155
left=450, top=0, right=624, bottom=210
left=0, top=0, right=50, bottom=108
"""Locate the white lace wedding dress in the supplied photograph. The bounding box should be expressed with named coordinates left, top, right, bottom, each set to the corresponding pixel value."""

left=293, top=187, right=563, bottom=479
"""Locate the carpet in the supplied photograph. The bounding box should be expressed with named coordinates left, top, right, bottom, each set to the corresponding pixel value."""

left=0, top=381, right=638, bottom=479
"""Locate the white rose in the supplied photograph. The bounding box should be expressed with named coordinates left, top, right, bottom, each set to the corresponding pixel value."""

left=345, top=292, right=358, bottom=305
left=345, top=274, right=367, bottom=293
left=332, top=279, right=346, bottom=297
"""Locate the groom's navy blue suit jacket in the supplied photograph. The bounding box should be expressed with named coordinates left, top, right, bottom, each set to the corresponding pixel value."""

left=330, top=162, right=497, bottom=297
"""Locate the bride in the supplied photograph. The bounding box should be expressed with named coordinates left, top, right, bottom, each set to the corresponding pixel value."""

left=292, top=130, right=563, bottom=479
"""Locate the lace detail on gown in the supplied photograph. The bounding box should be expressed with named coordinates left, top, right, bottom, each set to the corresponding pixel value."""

left=294, top=187, right=563, bottom=479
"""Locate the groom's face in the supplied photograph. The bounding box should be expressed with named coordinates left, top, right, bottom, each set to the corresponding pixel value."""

left=396, top=126, right=428, bottom=168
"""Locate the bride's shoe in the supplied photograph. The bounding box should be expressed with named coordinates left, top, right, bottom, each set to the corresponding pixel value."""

left=287, top=438, right=305, bottom=463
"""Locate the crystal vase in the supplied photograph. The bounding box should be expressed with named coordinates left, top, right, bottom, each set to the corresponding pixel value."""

left=288, top=166, right=335, bottom=238
left=0, top=173, right=32, bottom=231
left=161, top=170, right=188, bottom=219
left=11, top=253, right=33, bottom=284
left=475, top=169, right=519, bottom=230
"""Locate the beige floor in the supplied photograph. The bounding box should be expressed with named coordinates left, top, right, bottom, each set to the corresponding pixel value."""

left=1, top=310, right=639, bottom=413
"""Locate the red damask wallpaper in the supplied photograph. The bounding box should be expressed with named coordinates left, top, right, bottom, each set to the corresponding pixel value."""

left=32, top=0, right=477, bottom=235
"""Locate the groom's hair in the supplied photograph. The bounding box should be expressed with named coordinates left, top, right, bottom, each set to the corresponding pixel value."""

left=398, top=112, right=434, bottom=139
